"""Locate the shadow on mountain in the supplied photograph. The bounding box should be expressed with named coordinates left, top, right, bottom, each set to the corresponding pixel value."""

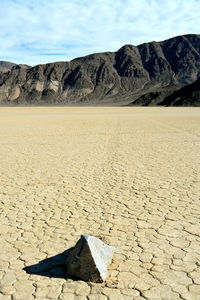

left=23, top=248, right=73, bottom=279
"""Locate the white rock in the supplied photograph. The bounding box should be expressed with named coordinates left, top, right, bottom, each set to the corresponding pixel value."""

left=65, top=235, right=115, bottom=282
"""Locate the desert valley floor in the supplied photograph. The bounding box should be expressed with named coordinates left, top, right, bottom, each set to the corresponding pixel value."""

left=0, top=107, right=200, bottom=300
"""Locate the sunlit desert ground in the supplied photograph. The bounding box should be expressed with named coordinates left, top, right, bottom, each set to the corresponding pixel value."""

left=0, top=107, right=200, bottom=300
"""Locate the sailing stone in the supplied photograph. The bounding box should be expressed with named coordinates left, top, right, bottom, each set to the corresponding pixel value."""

left=65, top=235, right=115, bottom=282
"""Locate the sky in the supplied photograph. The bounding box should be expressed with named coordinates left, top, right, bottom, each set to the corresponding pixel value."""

left=0, top=0, right=200, bottom=66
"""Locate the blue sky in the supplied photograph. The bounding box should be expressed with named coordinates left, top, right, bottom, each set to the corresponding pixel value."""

left=0, top=0, right=200, bottom=66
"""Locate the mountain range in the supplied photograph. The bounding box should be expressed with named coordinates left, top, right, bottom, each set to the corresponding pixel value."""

left=0, top=34, right=199, bottom=106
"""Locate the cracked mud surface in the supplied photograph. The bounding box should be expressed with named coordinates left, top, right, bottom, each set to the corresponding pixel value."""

left=0, top=107, right=200, bottom=300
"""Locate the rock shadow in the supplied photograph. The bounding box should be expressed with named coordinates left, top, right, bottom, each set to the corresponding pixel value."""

left=23, top=248, right=74, bottom=279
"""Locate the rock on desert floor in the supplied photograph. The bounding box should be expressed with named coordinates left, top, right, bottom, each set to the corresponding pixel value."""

left=0, top=107, right=200, bottom=300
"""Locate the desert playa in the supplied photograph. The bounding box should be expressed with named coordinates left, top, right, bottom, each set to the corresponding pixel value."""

left=0, top=107, right=200, bottom=300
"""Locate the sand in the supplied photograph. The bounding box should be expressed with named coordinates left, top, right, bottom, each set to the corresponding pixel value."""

left=0, top=107, right=200, bottom=300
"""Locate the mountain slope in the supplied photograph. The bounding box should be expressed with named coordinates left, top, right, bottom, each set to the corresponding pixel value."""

left=158, top=78, right=200, bottom=106
left=0, top=34, right=200, bottom=105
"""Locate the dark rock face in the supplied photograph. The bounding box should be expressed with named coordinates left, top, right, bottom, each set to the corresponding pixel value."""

left=0, top=34, right=200, bottom=105
left=158, top=79, right=200, bottom=106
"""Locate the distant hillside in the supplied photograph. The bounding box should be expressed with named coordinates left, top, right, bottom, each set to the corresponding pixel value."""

left=0, top=61, right=30, bottom=73
left=0, top=34, right=200, bottom=105
left=0, top=61, right=17, bottom=73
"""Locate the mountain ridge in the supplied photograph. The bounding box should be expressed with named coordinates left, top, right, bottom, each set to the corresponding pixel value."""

left=0, top=34, right=200, bottom=105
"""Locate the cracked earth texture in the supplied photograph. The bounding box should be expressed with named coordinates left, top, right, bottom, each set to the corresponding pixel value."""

left=0, top=107, right=200, bottom=300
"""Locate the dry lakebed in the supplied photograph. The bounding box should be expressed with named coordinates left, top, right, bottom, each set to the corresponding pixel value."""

left=0, top=107, right=200, bottom=300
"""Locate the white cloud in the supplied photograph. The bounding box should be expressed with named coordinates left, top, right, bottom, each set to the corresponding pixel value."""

left=0, top=0, right=199, bottom=65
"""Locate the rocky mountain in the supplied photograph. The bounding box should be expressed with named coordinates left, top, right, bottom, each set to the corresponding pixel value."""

left=0, top=34, right=199, bottom=105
